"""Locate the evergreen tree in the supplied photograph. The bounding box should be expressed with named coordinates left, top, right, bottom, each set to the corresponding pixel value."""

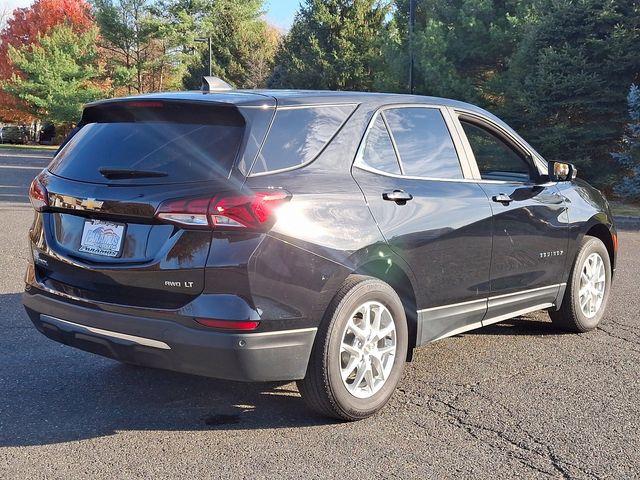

left=2, top=23, right=102, bottom=129
left=613, top=85, right=640, bottom=201
left=268, top=0, right=391, bottom=91
left=93, top=0, right=162, bottom=94
left=179, top=0, right=279, bottom=89
left=383, top=0, right=536, bottom=99
left=499, top=0, right=640, bottom=188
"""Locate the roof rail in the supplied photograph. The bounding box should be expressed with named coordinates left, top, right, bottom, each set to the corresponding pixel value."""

left=201, top=76, right=233, bottom=92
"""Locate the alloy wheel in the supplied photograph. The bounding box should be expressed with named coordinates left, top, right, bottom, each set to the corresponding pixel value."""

left=339, top=301, right=397, bottom=399
left=579, top=252, right=606, bottom=319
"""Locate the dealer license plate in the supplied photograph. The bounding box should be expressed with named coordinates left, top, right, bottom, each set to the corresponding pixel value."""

left=79, top=219, right=125, bottom=257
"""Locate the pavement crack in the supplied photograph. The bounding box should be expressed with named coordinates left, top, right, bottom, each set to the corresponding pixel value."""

left=401, top=382, right=598, bottom=479
left=604, top=319, right=640, bottom=339
left=596, top=326, right=640, bottom=354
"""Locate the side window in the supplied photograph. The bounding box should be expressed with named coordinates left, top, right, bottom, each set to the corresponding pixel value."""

left=383, top=107, right=463, bottom=179
left=250, top=105, right=354, bottom=175
left=360, top=115, right=402, bottom=174
left=461, top=121, right=532, bottom=182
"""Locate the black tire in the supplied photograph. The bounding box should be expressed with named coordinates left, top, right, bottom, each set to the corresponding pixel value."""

left=550, top=235, right=611, bottom=332
left=297, top=275, right=408, bottom=421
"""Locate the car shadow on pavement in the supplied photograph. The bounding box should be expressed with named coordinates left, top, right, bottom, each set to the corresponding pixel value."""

left=0, top=293, right=336, bottom=448
left=0, top=292, right=569, bottom=448
left=469, top=315, right=571, bottom=337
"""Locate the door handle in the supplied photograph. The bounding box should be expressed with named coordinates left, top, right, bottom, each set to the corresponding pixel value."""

left=492, top=193, right=513, bottom=205
left=383, top=190, right=413, bottom=205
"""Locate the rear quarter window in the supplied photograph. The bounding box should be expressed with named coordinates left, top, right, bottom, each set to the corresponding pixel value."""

left=249, top=105, right=355, bottom=175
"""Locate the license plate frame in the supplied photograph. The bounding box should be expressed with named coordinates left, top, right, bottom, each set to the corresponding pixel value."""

left=79, top=219, right=126, bottom=258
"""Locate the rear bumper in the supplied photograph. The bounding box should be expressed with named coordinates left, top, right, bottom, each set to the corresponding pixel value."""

left=23, top=290, right=316, bottom=382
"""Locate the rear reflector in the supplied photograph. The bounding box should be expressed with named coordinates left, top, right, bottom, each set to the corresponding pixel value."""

left=195, top=318, right=260, bottom=330
left=156, top=190, right=290, bottom=231
left=28, top=176, right=48, bottom=211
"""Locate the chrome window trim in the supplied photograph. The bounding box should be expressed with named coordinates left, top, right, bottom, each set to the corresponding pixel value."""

left=353, top=162, right=482, bottom=183
left=355, top=160, right=550, bottom=185
left=353, top=103, right=472, bottom=181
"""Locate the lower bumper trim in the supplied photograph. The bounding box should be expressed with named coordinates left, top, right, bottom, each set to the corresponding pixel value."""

left=41, top=314, right=171, bottom=350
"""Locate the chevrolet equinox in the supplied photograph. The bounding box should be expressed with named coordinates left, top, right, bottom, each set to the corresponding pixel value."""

left=23, top=82, right=617, bottom=420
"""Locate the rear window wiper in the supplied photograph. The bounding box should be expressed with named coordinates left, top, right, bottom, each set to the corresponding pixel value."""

left=99, top=168, right=168, bottom=180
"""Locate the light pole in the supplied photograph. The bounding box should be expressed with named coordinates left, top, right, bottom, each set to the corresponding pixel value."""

left=409, top=0, right=416, bottom=94
left=195, top=37, right=212, bottom=77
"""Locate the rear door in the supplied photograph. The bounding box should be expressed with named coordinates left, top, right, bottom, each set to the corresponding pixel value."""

left=35, top=99, right=273, bottom=309
left=352, top=105, right=493, bottom=344
left=452, top=112, right=568, bottom=325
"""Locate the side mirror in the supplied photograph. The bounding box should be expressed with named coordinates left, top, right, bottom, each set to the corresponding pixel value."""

left=548, top=161, right=577, bottom=182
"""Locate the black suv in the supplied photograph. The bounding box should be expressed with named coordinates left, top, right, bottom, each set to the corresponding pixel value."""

left=23, top=84, right=617, bottom=420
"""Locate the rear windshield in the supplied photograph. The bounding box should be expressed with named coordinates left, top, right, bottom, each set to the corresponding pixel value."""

left=49, top=102, right=245, bottom=185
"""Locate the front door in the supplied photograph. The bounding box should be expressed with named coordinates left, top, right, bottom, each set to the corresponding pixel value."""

left=352, top=106, right=493, bottom=344
left=457, top=117, right=569, bottom=325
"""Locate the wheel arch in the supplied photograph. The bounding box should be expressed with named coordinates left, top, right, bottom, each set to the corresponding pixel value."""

left=353, top=258, right=418, bottom=361
left=584, top=221, right=617, bottom=273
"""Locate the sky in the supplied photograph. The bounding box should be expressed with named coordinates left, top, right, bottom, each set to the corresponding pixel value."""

left=1, top=0, right=300, bottom=30
left=265, top=0, right=300, bottom=30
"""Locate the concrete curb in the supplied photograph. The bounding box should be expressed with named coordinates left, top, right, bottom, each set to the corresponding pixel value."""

left=614, top=216, right=640, bottom=230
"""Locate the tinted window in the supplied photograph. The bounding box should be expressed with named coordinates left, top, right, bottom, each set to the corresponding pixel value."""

left=49, top=103, right=245, bottom=185
left=461, top=121, right=531, bottom=181
left=250, top=105, right=354, bottom=174
left=360, top=115, right=401, bottom=174
left=383, top=108, right=462, bottom=178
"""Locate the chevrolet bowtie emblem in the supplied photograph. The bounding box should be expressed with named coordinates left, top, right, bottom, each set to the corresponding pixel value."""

left=80, top=198, right=104, bottom=210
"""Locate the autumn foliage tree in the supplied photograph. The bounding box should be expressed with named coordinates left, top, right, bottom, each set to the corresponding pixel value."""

left=0, top=0, right=94, bottom=122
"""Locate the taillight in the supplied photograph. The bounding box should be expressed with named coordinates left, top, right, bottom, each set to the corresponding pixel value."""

left=28, top=176, right=48, bottom=211
left=155, top=190, right=290, bottom=231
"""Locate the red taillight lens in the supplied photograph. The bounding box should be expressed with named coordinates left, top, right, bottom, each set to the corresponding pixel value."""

left=156, top=190, right=290, bottom=231
left=28, top=176, right=48, bottom=211
left=195, top=318, right=260, bottom=330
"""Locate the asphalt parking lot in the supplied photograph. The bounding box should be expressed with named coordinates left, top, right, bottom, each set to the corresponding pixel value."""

left=0, top=149, right=639, bottom=479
